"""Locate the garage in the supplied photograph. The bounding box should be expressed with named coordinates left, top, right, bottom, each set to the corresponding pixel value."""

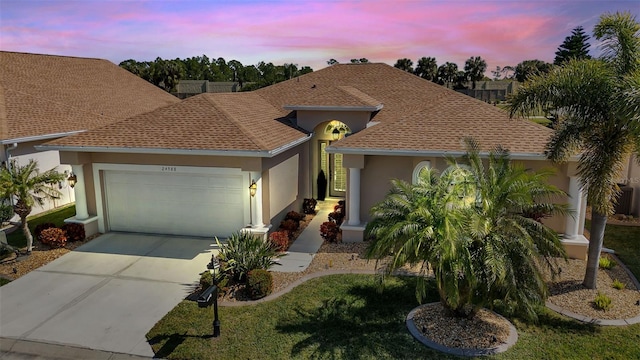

left=103, top=169, right=246, bottom=238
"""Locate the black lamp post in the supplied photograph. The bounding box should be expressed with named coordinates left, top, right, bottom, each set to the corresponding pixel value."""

left=198, top=256, right=221, bottom=337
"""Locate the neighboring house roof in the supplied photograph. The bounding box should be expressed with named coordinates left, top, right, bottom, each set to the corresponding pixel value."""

left=0, top=51, right=179, bottom=143
left=41, top=62, right=552, bottom=156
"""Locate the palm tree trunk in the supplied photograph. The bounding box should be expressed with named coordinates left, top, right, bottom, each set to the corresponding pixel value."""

left=583, top=211, right=607, bottom=289
left=21, top=215, right=34, bottom=253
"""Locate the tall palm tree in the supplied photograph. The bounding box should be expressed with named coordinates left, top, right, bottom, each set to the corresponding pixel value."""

left=509, top=11, right=640, bottom=289
left=414, top=57, right=438, bottom=80
left=464, top=56, right=488, bottom=89
left=436, top=62, right=458, bottom=86
left=393, top=58, right=414, bottom=73
left=366, top=141, right=567, bottom=319
left=0, top=160, right=64, bottom=252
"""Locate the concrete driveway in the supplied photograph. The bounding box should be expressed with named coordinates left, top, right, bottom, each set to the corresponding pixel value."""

left=0, top=233, right=216, bottom=357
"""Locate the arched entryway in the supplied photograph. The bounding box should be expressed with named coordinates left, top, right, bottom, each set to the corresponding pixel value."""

left=315, top=120, right=351, bottom=198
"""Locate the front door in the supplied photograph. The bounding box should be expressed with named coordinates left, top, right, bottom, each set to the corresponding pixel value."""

left=319, top=141, right=346, bottom=198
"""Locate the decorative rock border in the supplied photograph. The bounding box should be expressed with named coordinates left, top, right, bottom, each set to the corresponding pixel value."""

left=406, top=303, right=518, bottom=357
left=546, top=253, right=640, bottom=326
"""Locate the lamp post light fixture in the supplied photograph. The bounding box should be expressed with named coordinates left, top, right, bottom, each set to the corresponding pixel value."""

left=67, top=173, right=78, bottom=188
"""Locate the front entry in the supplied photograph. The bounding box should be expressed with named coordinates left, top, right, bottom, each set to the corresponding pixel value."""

left=319, top=141, right=346, bottom=198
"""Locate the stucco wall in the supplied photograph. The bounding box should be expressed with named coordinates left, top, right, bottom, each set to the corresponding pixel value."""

left=357, top=155, right=570, bottom=234
left=262, top=142, right=311, bottom=227
left=359, top=155, right=413, bottom=223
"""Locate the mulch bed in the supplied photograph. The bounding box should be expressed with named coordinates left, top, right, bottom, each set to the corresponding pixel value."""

left=0, top=234, right=100, bottom=280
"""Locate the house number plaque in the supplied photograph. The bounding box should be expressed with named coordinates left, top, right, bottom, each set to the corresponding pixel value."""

left=161, top=166, right=177, bottom=172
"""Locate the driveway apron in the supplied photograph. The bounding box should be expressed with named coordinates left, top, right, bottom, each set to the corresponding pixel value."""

left=0, top=233, right=216, bottom=357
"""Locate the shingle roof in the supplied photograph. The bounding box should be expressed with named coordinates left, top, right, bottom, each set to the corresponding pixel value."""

left=285, top=85, right=382, bottom=109
left=43, top=62, right=551, bottom=155
left=47, top=92, right=307, bottom=152
left=257, top=63, right=550, bottom=154
left=0, top=51, right=179, bottom=142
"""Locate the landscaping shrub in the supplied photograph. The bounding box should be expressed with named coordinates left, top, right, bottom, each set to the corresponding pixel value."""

left=200, top=271, right=213, bottom=290
left=285, top=211, right=305, bottom=222
left=216, top=231, right=278, bottom=282
left=34, top=222, right=56, bottom=241
left=612, top=279, right=626, bottom=290
left=280, top=219, right=299, bottom=232
left=269, top=230, right=290, bottom=252
left=0, top=203, right=14, bottom=224
left=328, top=200, right=346, bottom=225
left=39, top=227, right=67, bottom=248
left=247, top=269, right=273, bottom=299
left=302, top=198, right=317, bottom=214
left=593, top=292, right=612, bottom=311
left=599, top=257, right=616, bottom=269
left=320, top=221, right=340, bottom=242
left=61, top=223, right=85, bottom=242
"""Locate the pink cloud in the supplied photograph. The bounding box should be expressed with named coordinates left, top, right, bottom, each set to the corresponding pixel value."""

left=1, top=0, right=637, bottom=72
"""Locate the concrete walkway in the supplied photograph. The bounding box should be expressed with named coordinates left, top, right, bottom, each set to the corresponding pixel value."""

left=271, top=199, right=337, bottom=272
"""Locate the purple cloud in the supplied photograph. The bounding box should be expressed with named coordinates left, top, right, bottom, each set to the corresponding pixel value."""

left=0, top=0, right=637, bottom=72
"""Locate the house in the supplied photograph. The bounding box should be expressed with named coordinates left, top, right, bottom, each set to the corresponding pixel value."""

left=174, top=80, right=246, bottom=99
left=0, top=51, right=180, bottom=215
left=36, top=60, right=589, bottom=259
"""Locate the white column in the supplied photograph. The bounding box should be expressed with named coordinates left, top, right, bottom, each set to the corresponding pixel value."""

left=254, top=174, right=265, bottom=228
left=578, top=192, right=587, bottom=235
left=347, top=167, right=361, bottom=226
left=564, top=176, right=582, bottom=238
left=71, top=164, right=89, bottom=220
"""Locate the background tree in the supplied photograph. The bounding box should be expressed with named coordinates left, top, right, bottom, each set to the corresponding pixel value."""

left=394, top=58, right=414, bottom=73
left=414, top=57, right=438, bottom=81
left=350, top=58, right=369, bottom=63
left=436, top=62, right=458, bottom=86
left=365, top=141, right=566, bottom=319
left=514, top=59, right=553, bottom=82
left=501, top=65, right=515, bottom=79
left=327, top=59, right=339, bottom=65
left=554, top=26, right=592, bottom=65
left=0, top=161, right=65, bottom=253
left=464, top=56, right=488, bottom=89
left=509, top=11, right=640, bottom=289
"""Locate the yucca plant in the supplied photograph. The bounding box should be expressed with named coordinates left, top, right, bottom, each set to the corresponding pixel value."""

left=216, top=231, right=278, bottom=282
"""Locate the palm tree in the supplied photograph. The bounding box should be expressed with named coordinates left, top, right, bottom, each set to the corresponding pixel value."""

left=394, top=58, right=414, bottom=73
left=509, top=11, right=640, bottom=289
left=366, top=141, right=567, bottom=319
left=464, top=56, right=488, bottom=89
left=414, top=57, right=438, bottom=80
left=0, top=160, right=65, bottom=253
left=436, top=62, right=458, bottom=86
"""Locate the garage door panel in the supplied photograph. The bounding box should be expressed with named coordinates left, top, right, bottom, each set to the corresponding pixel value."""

left=105, top=171, right=245, bottom=238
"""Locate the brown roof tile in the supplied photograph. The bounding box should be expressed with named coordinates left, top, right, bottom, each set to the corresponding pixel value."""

left=46, top=62, right=550, bottom=155
left=47, top=92, right=307, bottom=152
left=0, top=51, right=179, bottom=141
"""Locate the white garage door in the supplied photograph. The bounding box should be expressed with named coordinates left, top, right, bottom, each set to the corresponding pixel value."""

left=104, top=171, right=245, bottom=238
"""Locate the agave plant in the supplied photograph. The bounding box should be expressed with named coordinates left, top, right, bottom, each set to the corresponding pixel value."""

left=216, top=231, right=278, bottom=282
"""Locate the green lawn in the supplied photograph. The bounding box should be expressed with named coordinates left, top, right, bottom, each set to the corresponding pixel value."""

left=602, top=223, right=640, bottom=278
left=5, top=205, right=76, bottom=248
left=148, top=273, right=640, bottom=359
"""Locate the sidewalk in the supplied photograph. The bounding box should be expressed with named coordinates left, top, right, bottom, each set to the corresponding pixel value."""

left=271, top=199, right=337, bottom=272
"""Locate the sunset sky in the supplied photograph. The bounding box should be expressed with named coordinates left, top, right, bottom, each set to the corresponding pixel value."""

left=1, top=1, right=638, bottom=72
